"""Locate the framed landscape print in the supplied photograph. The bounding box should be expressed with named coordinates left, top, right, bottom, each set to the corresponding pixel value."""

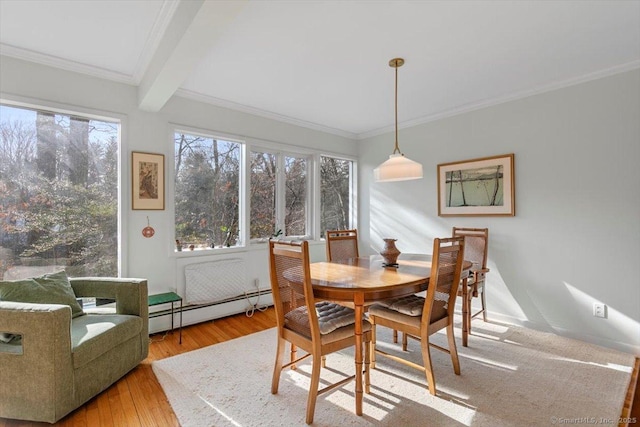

left=437, top=153, right=515, bottom=216
left=132, top=151, right=165, bottom=210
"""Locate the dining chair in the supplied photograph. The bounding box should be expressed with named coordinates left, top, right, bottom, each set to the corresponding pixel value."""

left=453, top=227, right=490, bottom=336
left=325, top=229, right=359, bottom=262
left=268, top=239, right=371, bottom=424
left=368, top=236, right=465, bottom=395
left=326, top=229, right=400, bottom=344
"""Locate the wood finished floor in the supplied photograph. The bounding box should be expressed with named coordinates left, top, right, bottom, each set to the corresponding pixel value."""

left=1, top=308, right=638, bottom=427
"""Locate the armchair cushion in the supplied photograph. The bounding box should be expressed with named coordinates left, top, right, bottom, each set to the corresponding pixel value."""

left=71, top=313, right=142, bottom=369
left=0, top=270, right=84, bottom=318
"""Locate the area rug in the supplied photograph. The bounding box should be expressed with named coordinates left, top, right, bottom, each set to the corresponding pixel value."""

left=152, top=322, right=634, bottom=426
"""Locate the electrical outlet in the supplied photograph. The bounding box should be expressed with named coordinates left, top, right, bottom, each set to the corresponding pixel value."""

left=593, top=303, right=606, bottom=318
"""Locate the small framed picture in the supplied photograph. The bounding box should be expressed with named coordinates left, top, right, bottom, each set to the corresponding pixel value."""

left=131, top=151, right=165, bottom=210
left=437, top=153, right=515, bottom=216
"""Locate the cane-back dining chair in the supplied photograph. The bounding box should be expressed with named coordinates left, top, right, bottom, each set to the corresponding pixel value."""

left=453, top=227, right=489, bottom=337
left=368, top=236, right=465, bottom=395
left=325, top=229, right=401, bottom=344
left=268, top=239, right=371, bottom=424
left=325, top=229, right=359, bottom=262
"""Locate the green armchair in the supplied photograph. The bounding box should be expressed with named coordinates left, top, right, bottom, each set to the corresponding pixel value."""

left=0, top=277, right=148, bottom=423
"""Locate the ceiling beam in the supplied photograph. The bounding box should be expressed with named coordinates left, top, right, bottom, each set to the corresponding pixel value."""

left=137, top=0, right=247, bottom=112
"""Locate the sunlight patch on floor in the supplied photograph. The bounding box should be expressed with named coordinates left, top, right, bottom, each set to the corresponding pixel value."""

left=549, top=357, right=633, bottom=373
left=198, top=396, right=242, bottom=427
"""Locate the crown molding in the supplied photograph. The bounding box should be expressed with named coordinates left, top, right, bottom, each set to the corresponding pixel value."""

left=174, top=88, right=358, bottom=140
left=0, top=43, right=135, bottom=85
left=3, top=35, right=637, bottom=141
left=357, top=60, right=640, bottom=140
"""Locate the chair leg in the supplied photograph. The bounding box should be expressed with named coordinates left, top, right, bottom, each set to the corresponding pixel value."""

left=466, top=292, right=473, bottom=335
left=321, top=355, right=326, bottom=368
left=481, top=287, right=487, bottom=322
left=370, top=316, right=377, bottom=369
left=402, top=331, right=408, bottom=351
left=291, top=342, right=298, bottom=370
left=446, top=323, right=461, bottom=375
left=393, top=329, right=398, bottom=343
left=271, top=337, right=286, bottom=394
left=364, top=335, right=371, bottom=394
left=305, top=355, right=322, bottom=425
left=420, top=335, right=437, bottom=396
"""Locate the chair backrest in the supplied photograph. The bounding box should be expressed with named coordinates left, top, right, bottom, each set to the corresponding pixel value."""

left=452, top=227, right=488, bottom=270
left=268, top=239, right=321, bottom=339
left=422, top=236, right=465, bottom=325
left=325, top=229, right=359, bottom=261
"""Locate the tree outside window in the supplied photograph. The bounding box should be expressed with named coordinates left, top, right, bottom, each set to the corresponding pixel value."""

left=250, top=151, right=276, bottom=240
left=0, top=104, right=119, bottom=279
left=320, top=156, right=354, bottom=238
left=284, top=155, right=307, bottom=236
left=174, top=132, right=240, bottom=249
left=250, top=150, right=309, bottom=240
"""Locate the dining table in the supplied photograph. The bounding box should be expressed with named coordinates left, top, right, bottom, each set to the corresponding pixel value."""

left=308, top=254, right=471, bottom=416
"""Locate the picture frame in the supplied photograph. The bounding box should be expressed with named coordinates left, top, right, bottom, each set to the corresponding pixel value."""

left=437, top=153, right=515, bottom=217
left=131, top=151, right=165, bottom=210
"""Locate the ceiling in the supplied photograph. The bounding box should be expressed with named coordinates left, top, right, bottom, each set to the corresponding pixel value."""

left=1, top=0, right=639, bottom=139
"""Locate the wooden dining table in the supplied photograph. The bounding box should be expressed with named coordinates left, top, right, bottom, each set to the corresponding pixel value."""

left=308, top=254, right=470, bottom=416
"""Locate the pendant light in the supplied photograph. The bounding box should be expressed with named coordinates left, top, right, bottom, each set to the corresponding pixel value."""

left=374, top=58, right=423, bottom=182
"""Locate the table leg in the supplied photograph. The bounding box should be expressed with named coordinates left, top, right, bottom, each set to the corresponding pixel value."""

left=170, top=301, right=175, bottom=334
left=354, top=294, right=364, bottom=416
left=179, top=297, right=183, bottom=344
left=462, top=277, right=469, bottom=347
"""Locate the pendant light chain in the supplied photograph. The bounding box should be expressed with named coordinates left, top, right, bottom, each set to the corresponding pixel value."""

left=394, top=63, right=400, bottom=154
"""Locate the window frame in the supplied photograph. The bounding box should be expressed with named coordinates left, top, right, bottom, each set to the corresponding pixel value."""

left=170, top=124, right=357, bottom=253
left=248, top=146, right=313, bottom=242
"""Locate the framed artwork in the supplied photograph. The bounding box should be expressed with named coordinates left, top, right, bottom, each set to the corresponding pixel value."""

left=437, top=153, right=515, bottom=216
left=131, top=151, right=165, bottom=210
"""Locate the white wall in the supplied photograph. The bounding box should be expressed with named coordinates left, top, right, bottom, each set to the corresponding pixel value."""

left=0, top=56, right=353, bottom=332
left=358, top=69, right=640, bottom=354
left=2, top=55, right=638, bottom=353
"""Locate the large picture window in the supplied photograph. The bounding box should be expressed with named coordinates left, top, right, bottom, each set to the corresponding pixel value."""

left=174, top=131, right=241, bottom=249
left=173, top=127, right=354, bottom=249
left=0, top=103, right=120, bottom=279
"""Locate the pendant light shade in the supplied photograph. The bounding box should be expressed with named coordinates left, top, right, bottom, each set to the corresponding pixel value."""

left=374, top=153, right=423, bottom=182
left=374, top=58, right=423, bottom=182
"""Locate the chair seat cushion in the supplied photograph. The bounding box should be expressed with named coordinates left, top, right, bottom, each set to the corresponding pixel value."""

left=285, top=301, right=368, bottom=337
left=369, top=304, right=422, bottom=329
left=71, top=313, right=142, bottom=369
left=373, top=294, right=425, bottom=316
left=371, top=293, right=449, bottom=323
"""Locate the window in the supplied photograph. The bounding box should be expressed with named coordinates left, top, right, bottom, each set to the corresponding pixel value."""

left=173, top=127, right=354, bottom=248
left=0, top=103, right=120, bottom=279
left=249, top=151, right=276, bottom=240
left=284, top=155, right=308, bottom=236
left=320, top=155, right=355, bottom=238
left=174, top=131, right=241, bottom=249
left=250, top=150, right=309, bottom=240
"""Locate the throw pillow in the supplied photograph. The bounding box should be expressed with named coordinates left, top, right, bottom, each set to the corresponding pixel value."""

left=0, top=270, right=84, bottom=318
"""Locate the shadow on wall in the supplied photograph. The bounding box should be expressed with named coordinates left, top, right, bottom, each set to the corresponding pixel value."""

left=368, top=185, right=445, bottom=255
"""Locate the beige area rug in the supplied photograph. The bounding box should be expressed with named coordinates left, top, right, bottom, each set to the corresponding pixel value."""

left=152, top=322, right=634, bottom=427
